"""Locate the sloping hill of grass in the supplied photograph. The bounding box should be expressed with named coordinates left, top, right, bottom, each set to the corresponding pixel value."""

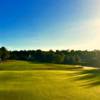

left=0, top=60, right=99, bottom=100
left=0, top=60, right=82, bottom=70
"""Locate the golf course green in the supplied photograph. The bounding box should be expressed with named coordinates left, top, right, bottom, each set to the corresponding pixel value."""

left=0, top=60, right=100, bottom=100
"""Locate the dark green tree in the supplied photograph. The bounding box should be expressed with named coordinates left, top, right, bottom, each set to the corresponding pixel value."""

left=0, top=47, right=10, bottom=61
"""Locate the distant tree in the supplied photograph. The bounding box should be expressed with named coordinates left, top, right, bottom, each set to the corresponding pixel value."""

left=0, top=47, right=10, bottom=61
left=74, top=55, right=81, bottom=64
left=46, top=50, right=55, bottom=63
left=54, top=54, right=65, bottom=64
left=4, top=47, right=100, bottom=67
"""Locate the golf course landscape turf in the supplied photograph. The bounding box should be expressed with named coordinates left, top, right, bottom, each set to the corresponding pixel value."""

left=0, top=60, right=100, bottom=100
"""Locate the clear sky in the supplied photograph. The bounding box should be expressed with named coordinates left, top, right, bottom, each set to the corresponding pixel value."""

left=0, top=0, right=100, bottom=50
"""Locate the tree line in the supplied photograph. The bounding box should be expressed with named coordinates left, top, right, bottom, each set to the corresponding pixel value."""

left=0, top=47, right=100, bottom=67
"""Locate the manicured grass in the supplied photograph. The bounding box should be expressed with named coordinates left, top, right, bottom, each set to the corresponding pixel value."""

left=0, top=60, right=100, bottom=100
left=0, top=60, right=82, bottom=70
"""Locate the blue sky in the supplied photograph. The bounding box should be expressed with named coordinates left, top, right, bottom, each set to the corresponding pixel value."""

left=0, top=0, right=100, bottom=50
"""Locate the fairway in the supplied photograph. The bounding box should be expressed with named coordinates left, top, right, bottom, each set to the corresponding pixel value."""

left=0, top=61, right=100, bottom=100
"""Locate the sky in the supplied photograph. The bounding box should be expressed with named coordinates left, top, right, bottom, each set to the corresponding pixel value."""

left=0, top=0, right=100, bottom=50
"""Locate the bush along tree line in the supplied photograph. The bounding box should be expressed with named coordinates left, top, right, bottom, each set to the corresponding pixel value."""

left=1, top=47, right=100, bottom=67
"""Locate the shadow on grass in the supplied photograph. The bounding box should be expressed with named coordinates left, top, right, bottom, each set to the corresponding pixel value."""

left=0, top=90, right=36, bottom=100
left=74, top=69, right=100, bottom=87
